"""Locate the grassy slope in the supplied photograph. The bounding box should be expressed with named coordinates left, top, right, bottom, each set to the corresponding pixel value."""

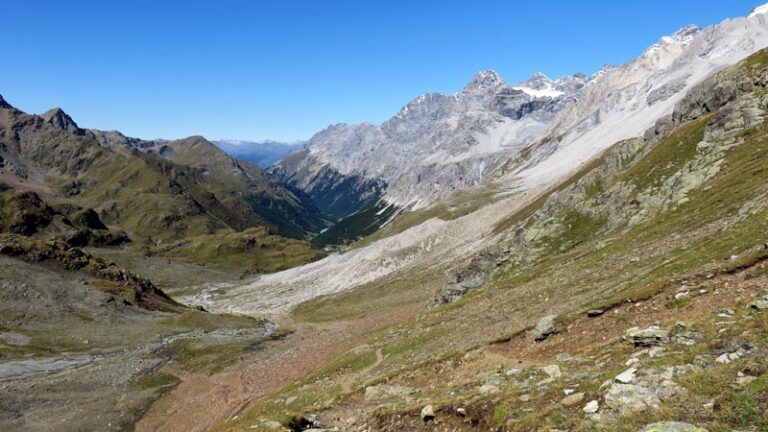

left=214, top=49, right=768, bottom=431
left=150, top=227, right=326, bottom=275
left=1, top=105, right=328, bottom=276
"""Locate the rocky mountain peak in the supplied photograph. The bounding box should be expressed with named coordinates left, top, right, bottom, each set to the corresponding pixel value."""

left=516, top=72, right=553, bottom=90
left=662, top=24, right=700, bottom=46
left=0, top=94, right=12, bottom=109
left=41, top=107, right=83, bottom=135
left=463, top=69, right=506, bottom=92
left=643, top=24, right=701, bottom=58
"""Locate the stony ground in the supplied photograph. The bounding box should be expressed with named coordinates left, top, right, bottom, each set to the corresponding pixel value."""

left=213, top=258, right=767, bottom=432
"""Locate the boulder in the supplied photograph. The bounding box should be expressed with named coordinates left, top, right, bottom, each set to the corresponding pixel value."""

left=261, top=420, right=284, bottom=430
left=420, top=405, right=435, bottom=421
left=541, top=364, right=562, bottom=379
left=637, top=421, right=708, bottom=432
left=534, top=315, right=559, bottom=341
left=604, top=383, right=661, bottom=415
left=561, top=392, right=585, bottom=406
left=625, top=326, right=670, bottom=347
left=583, top=400, right=599, bottom=414
left=615, top=367, right=637, bottom=384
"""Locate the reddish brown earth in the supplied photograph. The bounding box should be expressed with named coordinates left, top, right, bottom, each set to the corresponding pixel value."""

left=135, top=304, right=419, bottom=432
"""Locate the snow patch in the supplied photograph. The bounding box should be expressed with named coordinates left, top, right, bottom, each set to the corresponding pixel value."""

left=750, top=3, right=768, bottom=17
left=511, top=86, right=565, bottom=98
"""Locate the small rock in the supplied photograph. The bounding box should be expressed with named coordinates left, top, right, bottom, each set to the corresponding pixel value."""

left=561, top=392, right=585, bottom=406
left=479, top=384, right=499, bottom=395
left=587, top=309, right=605, bottom=317
left=505, top=368, right=522, bottom=376
left=262, top=420, right=284, bottom=430
left=364, top=385, right=417, bottom=401
left=712, top=308, right=735, bottom=317
left=456, top=407, right=466, bottom=417
left=637, top=421, right=708, bottom=432
left=564, top=388, right=575, bottom=395
left=541, top=364, right=562, bottom=379
left=615, top=367, right=637, bottom=384
left=715, top=353, right=733, bottom=364
left=674, top=291, right=689, bottom=300
left=583, top=400, right=599, bottom=414
left=420, top=405, right=435, bottom=421
left=533, top=315, right=559, bottom=341
left=749, top=296, right=768, bottom=310
left=519, top=394, right=531, bottom=402
left=736, top=376, right=757, bottom=386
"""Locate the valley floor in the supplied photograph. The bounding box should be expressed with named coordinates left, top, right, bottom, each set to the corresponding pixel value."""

left=136, top=253, right=768, bottom=432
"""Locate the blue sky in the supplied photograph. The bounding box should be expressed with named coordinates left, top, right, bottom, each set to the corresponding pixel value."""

left=1, top=1, right=762, bottom=141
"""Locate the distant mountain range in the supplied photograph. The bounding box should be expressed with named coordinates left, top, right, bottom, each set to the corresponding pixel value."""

left=212, top=139, right=304, bottom=168
left=0, top=98, right=330, bottom=244
left=263, top=9, right=768, bottom=245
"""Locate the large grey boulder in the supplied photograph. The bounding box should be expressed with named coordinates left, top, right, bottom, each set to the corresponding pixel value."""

left=604, top=383, right=661, bottom=414
left=637, top=421, right=708, bottom=432
left=625, top=326, right=670, bottom=347
left=534, top=315, right=560, bottom=341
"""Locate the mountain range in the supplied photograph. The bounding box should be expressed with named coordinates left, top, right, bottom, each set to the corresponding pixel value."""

left=5, top=4, right=768, bottom=432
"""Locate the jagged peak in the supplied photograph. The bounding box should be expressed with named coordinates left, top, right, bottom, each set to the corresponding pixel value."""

left=0, top=94, right=12, bottom=109
left=643, top=24, right=700, bottom=57
left=463, top=69, right=506, bottom=92
left=515, top=72, right=554, bottom=89
left=662, top=24, right=700, bottom=46
left=41, top=107, right=83, bottom=134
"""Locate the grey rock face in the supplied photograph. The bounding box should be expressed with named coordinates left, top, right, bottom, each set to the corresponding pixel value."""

left=533, top=315, right=559, bottom=341
left=274, top=69, right=594, bottom=210
left=647, top=75, right=690, bottom=106
left=426, top=249, right=501, bottom=308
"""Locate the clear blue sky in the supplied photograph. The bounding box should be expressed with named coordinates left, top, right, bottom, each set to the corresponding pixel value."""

left=1, top=1, right=762, bottom=141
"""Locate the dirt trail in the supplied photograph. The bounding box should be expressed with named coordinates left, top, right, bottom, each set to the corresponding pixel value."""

left=340, top=347, right=384, bottom=393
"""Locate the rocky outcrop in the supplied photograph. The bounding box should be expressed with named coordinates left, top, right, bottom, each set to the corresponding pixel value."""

left=625, top=327, right=670, bottom=347
left=426, top=249, right=506, bottom=308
